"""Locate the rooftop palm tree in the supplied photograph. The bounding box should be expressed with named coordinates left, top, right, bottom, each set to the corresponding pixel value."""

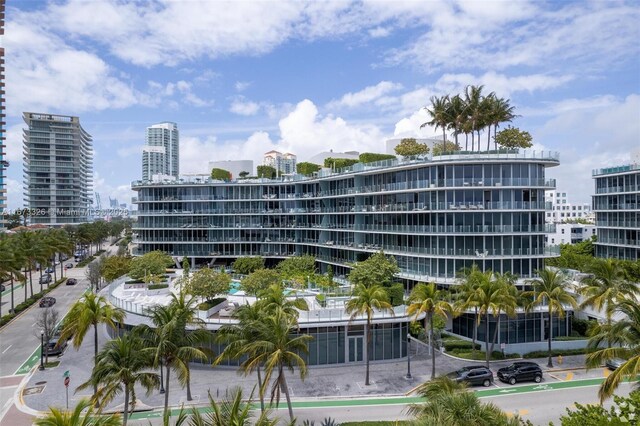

left=525, top=268, right=577, bottom=368
left=422, top=95, right=451, bottom=144
left=407, top=282, right=452, bottom=379
left=464, top=85, right=485, bottom=151
left=580, top=258, right=638, bottom=346
left=487, top=96, right=516, bottom=151
left=586, top=298, right=640, bottom=402
left=244, top=311, right=312, bottom=422
left=447, top=94, right=468, bottom=149
left=78, top=335, right=159, bottom=426
left=34, top=398, right=121, bottom=426
left=345, top=283, right=394, bottom=386
left=59, top=293, right=125, bottom=397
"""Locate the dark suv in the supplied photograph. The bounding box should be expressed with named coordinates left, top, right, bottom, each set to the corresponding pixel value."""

left=447, top=365, right=494, bottom=387
left=497, top=362, right=543, bottom=385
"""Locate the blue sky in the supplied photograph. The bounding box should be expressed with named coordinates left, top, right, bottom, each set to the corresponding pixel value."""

left=3, top=0, right=639, bottom=209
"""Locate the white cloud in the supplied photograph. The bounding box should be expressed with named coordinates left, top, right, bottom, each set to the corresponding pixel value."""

left=327, top=81, right=403, bottom=109
left=181, top=99, right=388, bottom=174
left=368, top=26, right=391, bottom=38
left=230, top=98, right=261, bottom=116
left=235, top=81, right=252, bottom=92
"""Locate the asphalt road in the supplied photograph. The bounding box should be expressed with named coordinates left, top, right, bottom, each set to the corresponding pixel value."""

left=0, top=243, right=116, bottom=426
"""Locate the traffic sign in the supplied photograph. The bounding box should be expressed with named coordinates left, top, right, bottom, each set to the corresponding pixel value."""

left=64, top=377, right=70, bottom=387
left=63, top=370, right=70, bottom=378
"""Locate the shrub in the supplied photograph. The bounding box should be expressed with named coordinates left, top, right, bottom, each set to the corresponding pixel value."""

left=358, top=152, right=396, bottom=163
left=315, top=293, right=326, bottom=307
left=570, top=317, right=592, bottom=337
left=384, top=283, right=405, bottom=307
left=197, top=297, right=227, bottom=311
left=523, top=348, right=589, bottom=358
left=147, top=284, right=169, bottom=290
left=323, top=157, right=359, bottom=169
left=443, top=340, right=481, bottom=351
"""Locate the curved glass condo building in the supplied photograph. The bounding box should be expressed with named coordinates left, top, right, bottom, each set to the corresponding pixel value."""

left=133, top=151, right=560, bottom=285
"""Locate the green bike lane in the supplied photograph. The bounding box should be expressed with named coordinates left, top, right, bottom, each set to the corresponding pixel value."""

left=128, top=376, right=620, bottom=420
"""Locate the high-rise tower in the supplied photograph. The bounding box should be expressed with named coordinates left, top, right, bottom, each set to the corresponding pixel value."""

left=0, top=2, right=7, bottom=229
left=23, top=113, right=93, bottom=225
left=142, top=122, right=179, bottom=181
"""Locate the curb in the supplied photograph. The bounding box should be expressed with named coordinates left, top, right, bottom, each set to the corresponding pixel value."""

left=14, top=366, right=45, bottom=418
left=440, top=351, right=524, bottom=364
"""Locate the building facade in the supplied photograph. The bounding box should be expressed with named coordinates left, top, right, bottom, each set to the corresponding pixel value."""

left=133, top=151, right=560, bottom=285
left=23, top=113, right=93, bottom=225
left=592, top=164, right=639, bottom=261
left=544, top=190, right=592, bottom=223
left=142, top=122, right=179, bottom=181
left=208, top=160, right=254, bottom=179
left=263, top=150, right=297, bottom=175
left=546, top=223, right=596, bottom=246
left=0, top=3, right=6, bottom=230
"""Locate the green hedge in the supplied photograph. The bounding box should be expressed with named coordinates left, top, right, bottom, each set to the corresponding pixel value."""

left=0, top=278, right=67, bottom=328
left=523, top=348, right=589, bottom=358
left=443, top=340, right=481, bottom=351
left=198, top=297, right=227, bottom=311
left=447, top=348, right=520, bottom=361
left=315, top=294, right=326, bottom=307
left=147, top=284, right=168, bottom=290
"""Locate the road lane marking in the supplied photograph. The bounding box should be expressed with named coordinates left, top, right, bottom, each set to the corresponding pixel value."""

left=1, top=345, right=11, bottom=354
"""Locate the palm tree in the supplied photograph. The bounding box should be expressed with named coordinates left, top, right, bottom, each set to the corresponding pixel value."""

left=475, top=276, right=517, bottom=367
left=487, top=96, right=516, bottom=151
left=488, top=272, right=520, bottom=356
left=525, top=268, right=577, bottom=368
left=454, top=264, right=489, bottom=353
left=78, top=335, right=159, bottom=426
left=166, top=291, right=213, bottom=402
left=244, top=311, right=312, bottom=422
left=59, top=293, right=125, bottom=396
left=407, top=376, right=522, bottom=425
left=586, top=298, right=640, bottom=402
left=15, top=230, right=47, bottom=296
left=407, top=282, right=452, bottom=379
left=580, top=258, right=638, bottom=346
left=137, top=303, right=211, bottom=418
left=34, top=398, right=121, bottom=426
left=187, top=387, right=279, bottom=426
left=447, top=94, right=468, bottom=149
left=216, top=303, right=268, bottom=412
left=345, top=283, right=394, bottom=386
left=256, top=283, right=309, bottom=321
left=464, top=85, right=485, bottom=151
left=0, top=236, right=24, bottom=317
left=422, top=95, right=450, bottom=144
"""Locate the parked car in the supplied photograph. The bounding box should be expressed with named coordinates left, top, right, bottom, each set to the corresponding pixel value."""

left=447, top=365, right=494, bottom=387
left=39, top=274, right=52, bottom=284
left=39, top=297, right=56, bottom=308
left=0, top=284, right=5, bottom=292
left=44, top=338, right=67, bottom=356
left=605, top=358, right=626, bottom=370
left=497, top=362, right=543, bottom=385
left=66, top=278, right=77, bottom=286
left=65, top=263, right=74, bottom=269
left=44, top=267, right=55, bottom=273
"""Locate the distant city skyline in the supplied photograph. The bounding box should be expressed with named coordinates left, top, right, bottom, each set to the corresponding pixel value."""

left=2, top=1, right=639, bottom=209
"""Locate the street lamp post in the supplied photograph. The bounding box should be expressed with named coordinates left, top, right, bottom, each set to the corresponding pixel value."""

left=39, top=330, right=45, bottom=371
left=405, top=333, right=412, bottom=379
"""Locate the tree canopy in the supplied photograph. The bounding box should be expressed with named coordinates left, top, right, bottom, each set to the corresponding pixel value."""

left=358, top=152, right=396, bottom=163
left=296, top=162, right=321, bottom=175
left=101, top=255, right=132, bottom=282
left=256, top=165, right=277, bottom=179
left=432, top=140, right=461, bottom=156
left=394, top=138, right=429, bottom=157
left=323, top=157, right=359, bottom=169
left=241, top=268, right=282, bottom=296
left=128, top=251, right=173, bottom=280
left=494, top=126, right=533, bottom=149
left=232, top=256, right=265, bottom=275
left=348, top=251, right=399, bottom=288
left=184, top=268, right=231, bottom=301
left=210, top=168, right=232, bottom=180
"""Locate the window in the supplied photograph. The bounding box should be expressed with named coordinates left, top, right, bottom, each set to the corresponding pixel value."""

left=561, top=229, right=565, bottom=234
left=551, top=238, right=555, bottom=244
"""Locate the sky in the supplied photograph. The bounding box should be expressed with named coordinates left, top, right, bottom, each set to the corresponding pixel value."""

left=3, top=0, right=639, bottom=210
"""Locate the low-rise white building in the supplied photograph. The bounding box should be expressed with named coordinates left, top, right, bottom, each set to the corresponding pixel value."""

left=546, top=223, right=596, bottom=246
left=545, top=190, right=592, bottom=223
